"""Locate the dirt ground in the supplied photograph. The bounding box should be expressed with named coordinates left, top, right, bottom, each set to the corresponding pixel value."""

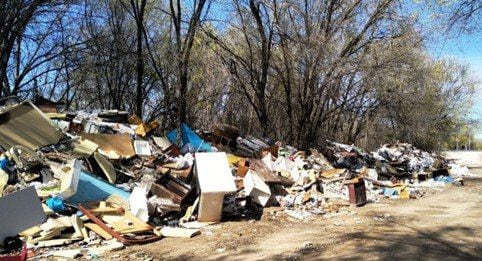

left=111, top=168, right=482, bottom=261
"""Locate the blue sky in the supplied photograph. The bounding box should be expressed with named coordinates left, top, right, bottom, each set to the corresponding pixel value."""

left=426, top=31, right=482, bottom=138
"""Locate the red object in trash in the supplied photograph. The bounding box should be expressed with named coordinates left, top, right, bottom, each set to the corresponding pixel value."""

left=346, top=178, right=367, bottom=207
left=0, top=244, right=27, bottom=261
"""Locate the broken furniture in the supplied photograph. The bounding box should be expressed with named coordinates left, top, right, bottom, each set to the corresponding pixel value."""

left=78, top=203, right=160, bottom=246
left=345, top=178, right=367, bottom=207
left=244, top=170, right=271, bottom=206
left=150, top=174, right=192, bottom=211
left=195, top=152, right=237, bottom=222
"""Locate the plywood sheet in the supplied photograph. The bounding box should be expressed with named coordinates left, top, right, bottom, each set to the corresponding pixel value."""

left=81, top=133, right=135, bottom=159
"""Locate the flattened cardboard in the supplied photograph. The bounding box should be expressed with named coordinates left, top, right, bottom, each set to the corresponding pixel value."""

left=0, top=186, right=46, bottom=241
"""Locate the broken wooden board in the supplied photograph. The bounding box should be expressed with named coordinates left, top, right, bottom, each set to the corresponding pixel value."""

left=102, top=211, right=152, bottom=234
left=85, top=223, right=113, bottom=240
left=79, top=205, right=160, bottom=245
left=29, top=227, right=63, bottom=244
left=19, top=226, right=42, bottom=238
left=93, top=152, right=116, bottom=183
left=320, top=168, right=347, bottom=179
left=87, top=239, right=125, bottom=255
left=71, top=215, right=89, bottom=242
left=37, top=238, right=72, bottom=248
left=58, top=159, right=82, bottom=200
left=40, top=217, right=72, bottom=232
left=81, top=201, right=124, bottom=214
left=80, top=133, right=136, bottom=159
left=249, top=159, right=285, bottom=184
left=180, top=221, right=216, bottom=229
left=49, top=249, right=82, bottom=259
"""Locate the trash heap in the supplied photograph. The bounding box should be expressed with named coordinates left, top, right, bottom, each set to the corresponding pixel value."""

left=0, top=99, right=473, bottom=259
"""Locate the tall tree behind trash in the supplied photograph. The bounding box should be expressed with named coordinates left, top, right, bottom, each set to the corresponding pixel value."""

left=120, top=0, right=148, bottom=118
left=168, top=0, right=208, bottom=125
left=205, top=0, right=274, bottom=137
left=0, top=0, right=476, bottom=151
left=0, top=0, right=77, bottom=98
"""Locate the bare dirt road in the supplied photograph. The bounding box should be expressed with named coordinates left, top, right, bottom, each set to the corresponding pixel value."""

left=115, top=169, right=482, bottom=261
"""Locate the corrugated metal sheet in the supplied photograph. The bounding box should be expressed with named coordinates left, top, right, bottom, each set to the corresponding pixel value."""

left=0, top=101, right=64, bottom=150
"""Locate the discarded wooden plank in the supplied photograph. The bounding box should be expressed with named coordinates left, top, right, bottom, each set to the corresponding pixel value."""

left=78, top=205, right=160, bottom=246
left=71, top=215, right=89, bottom=242
left=85, top=223, right=113, bottom=240
left=37, top=238, right=72, bottom=248
left=50, top=249, right=82, bottom=259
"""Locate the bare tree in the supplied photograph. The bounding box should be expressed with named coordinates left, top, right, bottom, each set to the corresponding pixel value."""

left=0, top=0, right=51, bottom=96
left=206, top=0, right=274, bottom=137
left=168, top=0, right=208, bottom=124
left=121, top=0, right=147, bottom=117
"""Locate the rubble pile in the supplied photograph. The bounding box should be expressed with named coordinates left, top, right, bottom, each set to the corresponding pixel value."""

left=0, top=98, right=473, bottom=259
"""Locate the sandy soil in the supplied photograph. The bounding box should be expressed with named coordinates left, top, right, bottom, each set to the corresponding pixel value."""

left=109, top=167, right=482, bottom=261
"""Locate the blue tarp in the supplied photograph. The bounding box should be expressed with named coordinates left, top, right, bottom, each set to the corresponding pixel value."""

left=435, top=175, right=454, bottom=184
left=66, top=171, right=130, bottom=205
left=167, top=123, right=212, bottom=152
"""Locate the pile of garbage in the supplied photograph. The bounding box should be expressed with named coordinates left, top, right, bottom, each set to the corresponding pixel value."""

left=0, top=98, right=473, bottom=259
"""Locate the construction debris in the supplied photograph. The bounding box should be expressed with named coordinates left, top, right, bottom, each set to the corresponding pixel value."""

left=0, top=99, right=474, bottom=258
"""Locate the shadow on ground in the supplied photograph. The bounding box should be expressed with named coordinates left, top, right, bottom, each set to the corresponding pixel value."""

left=207, top=223, right=481, bottom=261
left=212, top=179, right=482, bottom=260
